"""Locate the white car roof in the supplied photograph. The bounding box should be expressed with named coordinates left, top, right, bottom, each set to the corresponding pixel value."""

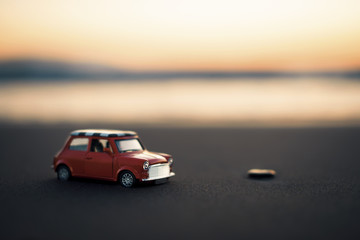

left=71, top=129, right=137, bottom=137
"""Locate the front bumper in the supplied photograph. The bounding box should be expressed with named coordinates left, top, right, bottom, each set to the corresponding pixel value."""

left=142, top=172, right=175, bottom=181
left=141, top=163, right=175, bottom=181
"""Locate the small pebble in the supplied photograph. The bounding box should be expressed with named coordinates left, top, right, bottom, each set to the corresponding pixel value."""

left=248, top=169, right=276, bottom=178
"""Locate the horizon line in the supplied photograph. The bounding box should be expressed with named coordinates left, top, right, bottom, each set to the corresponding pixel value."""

left=0, top=57, right=360, bottom=80
left=1, top=57, right=360, bottom=72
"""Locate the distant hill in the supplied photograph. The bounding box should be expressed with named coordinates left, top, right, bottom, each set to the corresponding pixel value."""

left=0, top=58, right=359, bottom=81
left=0, top=59, right=129, bottom=80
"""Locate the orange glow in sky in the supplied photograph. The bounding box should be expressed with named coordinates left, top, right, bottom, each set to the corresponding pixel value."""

left=1, top=0, right=360, bottom=71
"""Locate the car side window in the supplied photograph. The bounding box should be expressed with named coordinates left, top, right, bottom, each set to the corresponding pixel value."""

left=69, top=138, right=89, bottom=151
left=90, top=139, right=112, bottom=153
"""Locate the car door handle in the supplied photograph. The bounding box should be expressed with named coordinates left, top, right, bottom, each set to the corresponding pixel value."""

left=86, top=157, right=92, bottom=160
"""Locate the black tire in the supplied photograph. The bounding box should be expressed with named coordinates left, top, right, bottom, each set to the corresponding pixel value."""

left=57, top=165, right=71, bottom=181
left=119, top=171, right=136, bottom=188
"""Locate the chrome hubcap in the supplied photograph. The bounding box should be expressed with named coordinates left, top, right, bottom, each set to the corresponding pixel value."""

left=122, top=173, right=133, bottom=187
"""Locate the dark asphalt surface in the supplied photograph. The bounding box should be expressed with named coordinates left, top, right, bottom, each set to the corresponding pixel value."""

left=1, top=124, right=360, bottom=240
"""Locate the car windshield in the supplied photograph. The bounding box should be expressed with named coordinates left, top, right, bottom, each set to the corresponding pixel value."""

left=115, top=139, right=144, bottom=153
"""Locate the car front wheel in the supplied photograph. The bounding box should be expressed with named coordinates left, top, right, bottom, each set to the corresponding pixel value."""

left=119, top=171, right=135, bottom=188
left=57, top=165, right=71, bottom=181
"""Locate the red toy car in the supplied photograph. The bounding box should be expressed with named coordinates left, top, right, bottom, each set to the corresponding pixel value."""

left=52, top=129, right=175, bottom=187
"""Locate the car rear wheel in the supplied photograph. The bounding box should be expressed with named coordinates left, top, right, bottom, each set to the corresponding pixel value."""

left=119, top=171, right=135, bottom=188
left=57, top=165, right=71, bottom=181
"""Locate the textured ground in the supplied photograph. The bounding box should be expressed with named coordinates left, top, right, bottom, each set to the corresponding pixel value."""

left=0, top=124, right=359, bottom=240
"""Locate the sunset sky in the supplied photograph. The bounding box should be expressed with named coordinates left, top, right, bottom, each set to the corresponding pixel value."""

left=1, top=0, right=360, bottom=71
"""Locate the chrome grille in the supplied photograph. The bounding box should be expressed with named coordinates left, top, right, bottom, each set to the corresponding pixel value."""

left=148, top=163, right=170, bottom=179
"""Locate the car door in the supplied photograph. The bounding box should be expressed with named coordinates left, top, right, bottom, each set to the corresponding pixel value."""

left=64, top=137, right=89, bottom=175
left=85, top=138, right=113, bottom=178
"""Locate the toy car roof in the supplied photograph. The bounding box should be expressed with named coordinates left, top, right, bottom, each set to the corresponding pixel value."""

left=71, top=129, right=137, bottom=137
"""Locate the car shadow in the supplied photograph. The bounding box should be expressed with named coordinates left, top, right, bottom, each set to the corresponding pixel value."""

left=50, top=176, right=167, bottom=188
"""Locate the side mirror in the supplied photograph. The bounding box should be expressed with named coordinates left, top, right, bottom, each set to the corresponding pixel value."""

left=103, top=147, right=112, bottom=154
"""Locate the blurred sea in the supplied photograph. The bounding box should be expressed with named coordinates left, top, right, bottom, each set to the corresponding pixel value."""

left=1, top=77, right=360, bottom=127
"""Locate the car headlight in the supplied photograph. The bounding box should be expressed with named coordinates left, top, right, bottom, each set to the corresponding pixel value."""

left=168, top=158, right=173, bottom=166
left=143, top=160, right=149, bottom=170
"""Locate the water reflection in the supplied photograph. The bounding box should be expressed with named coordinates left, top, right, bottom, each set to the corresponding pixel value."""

left=0, top=78, right=360, bottom=126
